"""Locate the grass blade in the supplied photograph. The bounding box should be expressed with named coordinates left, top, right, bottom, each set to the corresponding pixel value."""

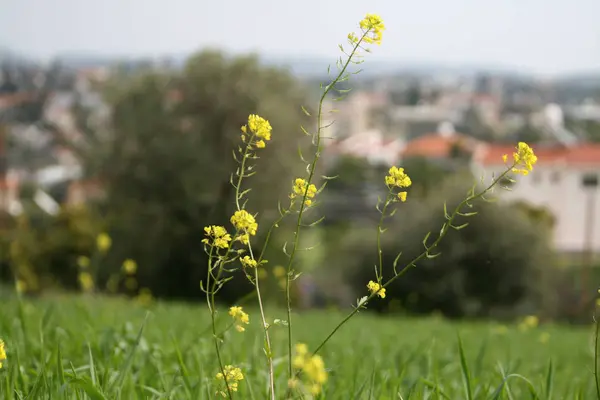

left=457, top=334, right=473, bottom=400
left=68, top=377, right=108, bottom=400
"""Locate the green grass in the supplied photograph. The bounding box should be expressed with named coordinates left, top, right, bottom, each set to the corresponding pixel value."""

left=0, top=294, right=595, bottom=399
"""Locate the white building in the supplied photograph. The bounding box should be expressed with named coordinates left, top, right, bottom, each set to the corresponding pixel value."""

left=472, top=143, right=600, bottom=254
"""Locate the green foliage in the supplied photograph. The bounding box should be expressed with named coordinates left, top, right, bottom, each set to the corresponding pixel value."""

left=514, top=122, right=543, bottom=143
left=0, top=206, right=103, bottom=292
left=65, top=50, right=311, bottom=302
left=0, top=295, right=594, bottom=399
left=348, top=176, right=555, bottom=318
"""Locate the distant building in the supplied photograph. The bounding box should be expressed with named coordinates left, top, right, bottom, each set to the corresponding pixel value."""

left=472, top=143, right=600, bottom=254
left=323, top=128, right=403, bottom=168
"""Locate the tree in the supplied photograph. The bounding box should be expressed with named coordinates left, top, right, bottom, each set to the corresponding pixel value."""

left=66, top=50, right=312, bottom=301
left=514, top=122, right=543, bottom=143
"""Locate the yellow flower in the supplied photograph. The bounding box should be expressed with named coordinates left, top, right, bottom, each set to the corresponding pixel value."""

left=367, top=280, right=386, bottom=298
left=230, top=210, right=258, bottom=237
left=385, top=166, right=412, bottom=189
left=398, top=192, right=407, bottom=202
left=241, top=114, right=272, bottom=149
left=247, top=114, right=272, bottom=140
left=237, top=233, right=250, bottom=246
left=78, top=272, right=94, bottom=291
left=512, top=142, right=538, bottom=175
left=502, top=154, right=508, bottom=163
left=229, top=306, right=250, bottom=332
left=240, top=255, right=258, bottom=268
left=292, top=343, right=328, bottom=395
left=202, top=225, right=232, bottom=249
left=273, top=265, right=286, bottom=278
left=523, top=315, right=539, bottom=328
left=347, top=32, right=359, bottom=44
left=96, top=233, right=112, bottom=253
left=77, top=256, right=90, bottom=269
left=15, top=279, right=27, bottom=294
left=519, top=315, right=539, bottom=331
left=290, top=178, right=317, bottom=207
left=136, top=288, right=153, bottom=306
left=0, top=339, right=6, bottom=369
left=216, top=365, right=244, bottom=395
left=359, top=13, right=385, bottom=45
left=122, top=259, right=137, bottom=275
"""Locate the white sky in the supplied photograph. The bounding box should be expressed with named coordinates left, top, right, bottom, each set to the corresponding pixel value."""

left=1, top=0, right=599, bottom=76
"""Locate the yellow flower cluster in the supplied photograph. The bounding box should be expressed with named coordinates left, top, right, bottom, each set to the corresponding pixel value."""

left=0, top=339, right=6, bottom=369
left=518, top=315, right=539, bottom=331
left=348, top=14, right=386, bottom=45
left=96, top=233, right=112, bottom=253
left=122, top=259, right=137, bottom=275
left=77, top=256, right=90, bottom=269
left=15, top=279, right=26, bottom=294
left=202, top=225, right=232, bottom=249
left=290, top=178, right=317, bottom=207
left=240, top=255, right=257, bottom=268
left=230, top=210, right=258, bottom=245
left=241, top=114, right=272, bottom=149
left=136, top=288, right=154, bottom=306
left=367, top=280, right=386, bottom=298
left=216, top=365, right=244, bottom=396
left=503, top=142, right=538, bottom=175
left=229, top=306, right=250, bottom=332
left=78, top=272, right=94, bottom=292
left=360, top=13, right=385, bottom=45
left=384, top=166, right=411, bottom=201
left=292, top=343, right=328, bottom=395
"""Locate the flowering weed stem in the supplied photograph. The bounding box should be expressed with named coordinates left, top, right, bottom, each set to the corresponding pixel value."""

left=283, top=30, right=368, bottom=385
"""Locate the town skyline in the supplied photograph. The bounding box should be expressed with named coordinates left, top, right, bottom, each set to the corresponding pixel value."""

left=2, top=0, right=600, bottom=77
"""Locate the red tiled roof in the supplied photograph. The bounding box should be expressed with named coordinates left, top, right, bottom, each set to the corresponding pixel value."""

left=0, top=92, right=35, bottom=109
left=401, top=133, right=480, bottom=158
left=476, top=143, right=600, bottom=166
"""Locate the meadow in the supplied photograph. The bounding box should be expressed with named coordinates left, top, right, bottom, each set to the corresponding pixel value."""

left=0, top=293, right=595, bottom=399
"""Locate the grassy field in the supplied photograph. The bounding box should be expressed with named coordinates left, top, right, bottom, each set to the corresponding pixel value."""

left=0, top=294, right=595, bottom=399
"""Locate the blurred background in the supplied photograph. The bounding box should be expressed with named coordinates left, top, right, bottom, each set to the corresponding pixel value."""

left=0, top=0, right=599, bottom=323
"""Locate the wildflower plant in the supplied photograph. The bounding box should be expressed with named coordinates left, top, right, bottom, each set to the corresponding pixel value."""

left=199, top=12, right=538, bottom=399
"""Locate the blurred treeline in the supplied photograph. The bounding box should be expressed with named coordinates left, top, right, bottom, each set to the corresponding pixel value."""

left=0, top=50, right=594, bottom=322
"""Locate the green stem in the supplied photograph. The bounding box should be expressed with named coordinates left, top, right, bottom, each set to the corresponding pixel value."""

left=283, top=32, right=369, bottom=389
left=595, top=312, right=600, bottom=399
left=206, top=249, right=233, bottom=400
left=235, top=135, right=254, bottom=211
left=376, top=193, right=393, bottom=281
left=234, top=138, right=276, bottom=400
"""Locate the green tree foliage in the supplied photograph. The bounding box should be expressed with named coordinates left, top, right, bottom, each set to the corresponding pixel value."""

left=514, top=122, right=543, bottom=143
left=68, top=50, right=311, bottom=301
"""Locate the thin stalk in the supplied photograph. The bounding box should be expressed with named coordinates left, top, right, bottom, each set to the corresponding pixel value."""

left=206, top=249, right=233, bottom=400
left=376, top=193, right=393, bottom=281
left=283, top=31, right=368, bottom=385
left=234, top=136, right=253, bottom=211
left=595, top=312, right=600, bottom=399
left=234, top=140, right=276, bottom=400
left=250, top=247, right=276, bottom=400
